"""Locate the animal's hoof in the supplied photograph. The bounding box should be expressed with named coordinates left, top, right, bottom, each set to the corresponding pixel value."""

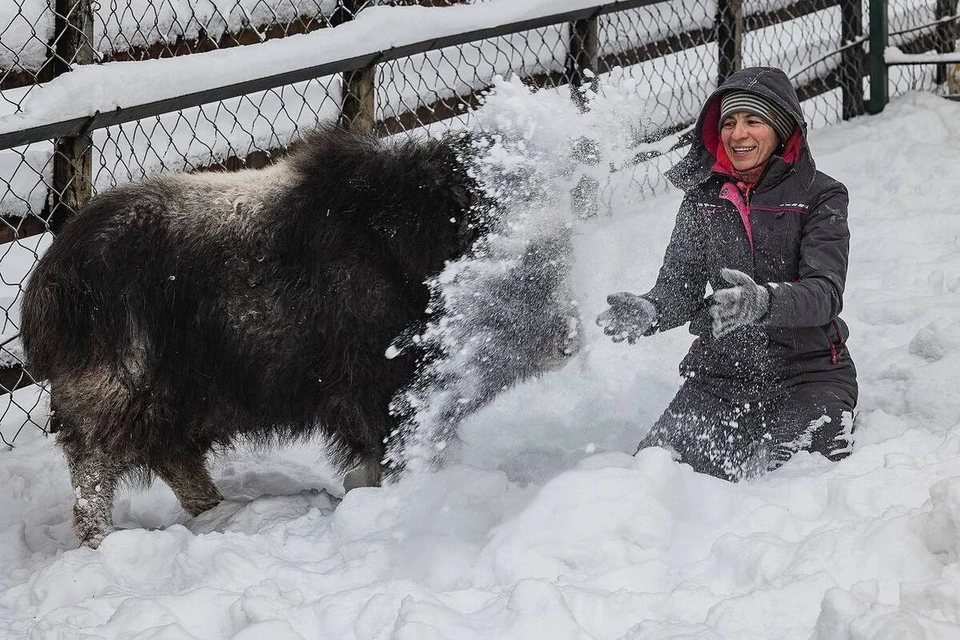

left=186, top=496, right=226, bottom=518
left=79, top=528, right=114, bottom=549
left=561, top=328, right=582, bottom=357
left=541, top=315, right=582, bottom=371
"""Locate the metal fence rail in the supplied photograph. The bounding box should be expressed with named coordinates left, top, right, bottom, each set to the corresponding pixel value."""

left=0, top=0, right=957, bottom=447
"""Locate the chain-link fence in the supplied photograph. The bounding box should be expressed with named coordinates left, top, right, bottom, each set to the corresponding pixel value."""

left=886, top=0, right=960, bottom=95
left=1, top=0, right=957, bottom=447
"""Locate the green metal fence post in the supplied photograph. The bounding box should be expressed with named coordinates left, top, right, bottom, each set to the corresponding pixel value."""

left=935, top=0, right=959, bottom=85
left=840, top=0, right=866, bottom=119
left=568, top=14, right=601, bottom=217
left=867, top=0, right=888, bottom=114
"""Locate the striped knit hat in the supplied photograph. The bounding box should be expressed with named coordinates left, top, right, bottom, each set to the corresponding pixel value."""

left=719, top=90, right=794, bottom=142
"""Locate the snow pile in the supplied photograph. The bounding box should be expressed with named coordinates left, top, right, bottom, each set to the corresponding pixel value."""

left=0, top=87, right=960, bottom=638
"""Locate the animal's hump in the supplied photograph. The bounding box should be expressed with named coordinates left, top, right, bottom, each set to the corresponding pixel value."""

left=286, top=124, right=382, bottom=175
left=285, top=123, right=458, bottom=181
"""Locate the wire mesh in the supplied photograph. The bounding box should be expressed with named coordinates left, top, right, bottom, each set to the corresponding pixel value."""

left=0, top=0, right=951, bottom=447
left=595, top=2, right=718, bottom=196
left=94, top=76, right=342, bottom=186
left=97, top=0, right=339, bottom=61
left=886, top=0, right=960, bottom=97
left=1, top=1, right=55, bottom=115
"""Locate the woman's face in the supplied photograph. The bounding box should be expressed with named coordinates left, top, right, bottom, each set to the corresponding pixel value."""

left=720, top=112, right=779, bottom=174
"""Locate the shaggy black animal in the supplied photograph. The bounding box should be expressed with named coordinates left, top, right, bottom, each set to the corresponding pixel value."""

left=21, top=125, right=579, bottom=548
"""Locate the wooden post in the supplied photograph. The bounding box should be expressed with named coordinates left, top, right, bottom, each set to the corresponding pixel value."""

left=50, top=0, right=94, bottom=231
left=340, top=66, right=377, bottom=133
left=867, top=0, right=888, bottom=114
left=568, top=17, right=599, bottom=112
left=935, top=0, right=959, bottom=85
left=840, top=0, right=866, bottom=119
left=336, top=0, right=377, bottom=133
left=717, top=0, right=743, bottom=86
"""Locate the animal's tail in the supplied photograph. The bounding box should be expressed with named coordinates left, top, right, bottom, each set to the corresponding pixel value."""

left=21, top=197, right=128, bottom=382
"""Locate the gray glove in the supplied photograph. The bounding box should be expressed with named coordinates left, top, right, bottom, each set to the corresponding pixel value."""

left=710, top=268, right=770, bottom=338
left=596, top=292, right=657, bottom=344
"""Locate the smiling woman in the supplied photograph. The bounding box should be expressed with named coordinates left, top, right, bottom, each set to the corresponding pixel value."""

left=716, top=89, right=794, bottom=183
left=720, top=111, right=780, bottom=176
left=597, top=66, right=858, bottom=482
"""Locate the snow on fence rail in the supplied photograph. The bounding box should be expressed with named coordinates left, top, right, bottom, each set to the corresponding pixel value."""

left=0, top=0, right=955, bottom=447
left=887, top=46, right=960, bottom=62
left=1, top=0, right=351, bottom=89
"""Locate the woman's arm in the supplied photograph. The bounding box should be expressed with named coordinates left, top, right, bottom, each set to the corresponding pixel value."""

left=642, top=196, right=711, bottom=333
left=764, top=184, right=850, bottom=327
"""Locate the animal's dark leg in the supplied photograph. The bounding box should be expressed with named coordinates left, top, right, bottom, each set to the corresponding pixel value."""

left=503, top=232, right=582, bottom=373
left=151, top=452, right=224, bottom=517
left=63, top=442, right=126, bottom=549
left=334, top=397, right=390, bottom=492
left=342, top=456, right=383, bottom=492
left=540, top=304, right=583, bottom=371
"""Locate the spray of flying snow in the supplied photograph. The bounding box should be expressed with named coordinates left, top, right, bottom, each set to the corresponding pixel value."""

left=384, top=78, right=606, bottom=473
left=383, top=75, right=698, bottom=473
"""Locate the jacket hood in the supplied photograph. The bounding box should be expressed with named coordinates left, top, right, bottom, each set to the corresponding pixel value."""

left=666, top=67, right=816, bottom=191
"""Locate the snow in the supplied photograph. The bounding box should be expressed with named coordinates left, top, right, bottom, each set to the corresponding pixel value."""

left=1, top=0, right=342, bottom=71
left=887, top=46, right=960, bottom=64
left=0, top=1, right=54, bottom=71
left=599, top=1, right=714, bottom=58
left=95, top=0, right=341, bottom=54
left=0, top=79, right=959, bottom=637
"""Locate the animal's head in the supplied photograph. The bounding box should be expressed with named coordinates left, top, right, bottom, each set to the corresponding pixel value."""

left=361, top=131, right=497, bottom=281
left=285, top=125, right=494, bottom=282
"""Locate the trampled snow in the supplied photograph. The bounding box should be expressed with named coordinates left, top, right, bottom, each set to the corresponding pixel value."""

left=1, top=83, right=960, bottom=639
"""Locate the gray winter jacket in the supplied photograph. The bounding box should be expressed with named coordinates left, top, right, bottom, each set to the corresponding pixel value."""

left=644, top=67, right=856, bottom=400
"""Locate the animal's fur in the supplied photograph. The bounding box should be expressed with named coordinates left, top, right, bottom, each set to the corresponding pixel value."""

left=21, top=125, right=578, bottom=547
